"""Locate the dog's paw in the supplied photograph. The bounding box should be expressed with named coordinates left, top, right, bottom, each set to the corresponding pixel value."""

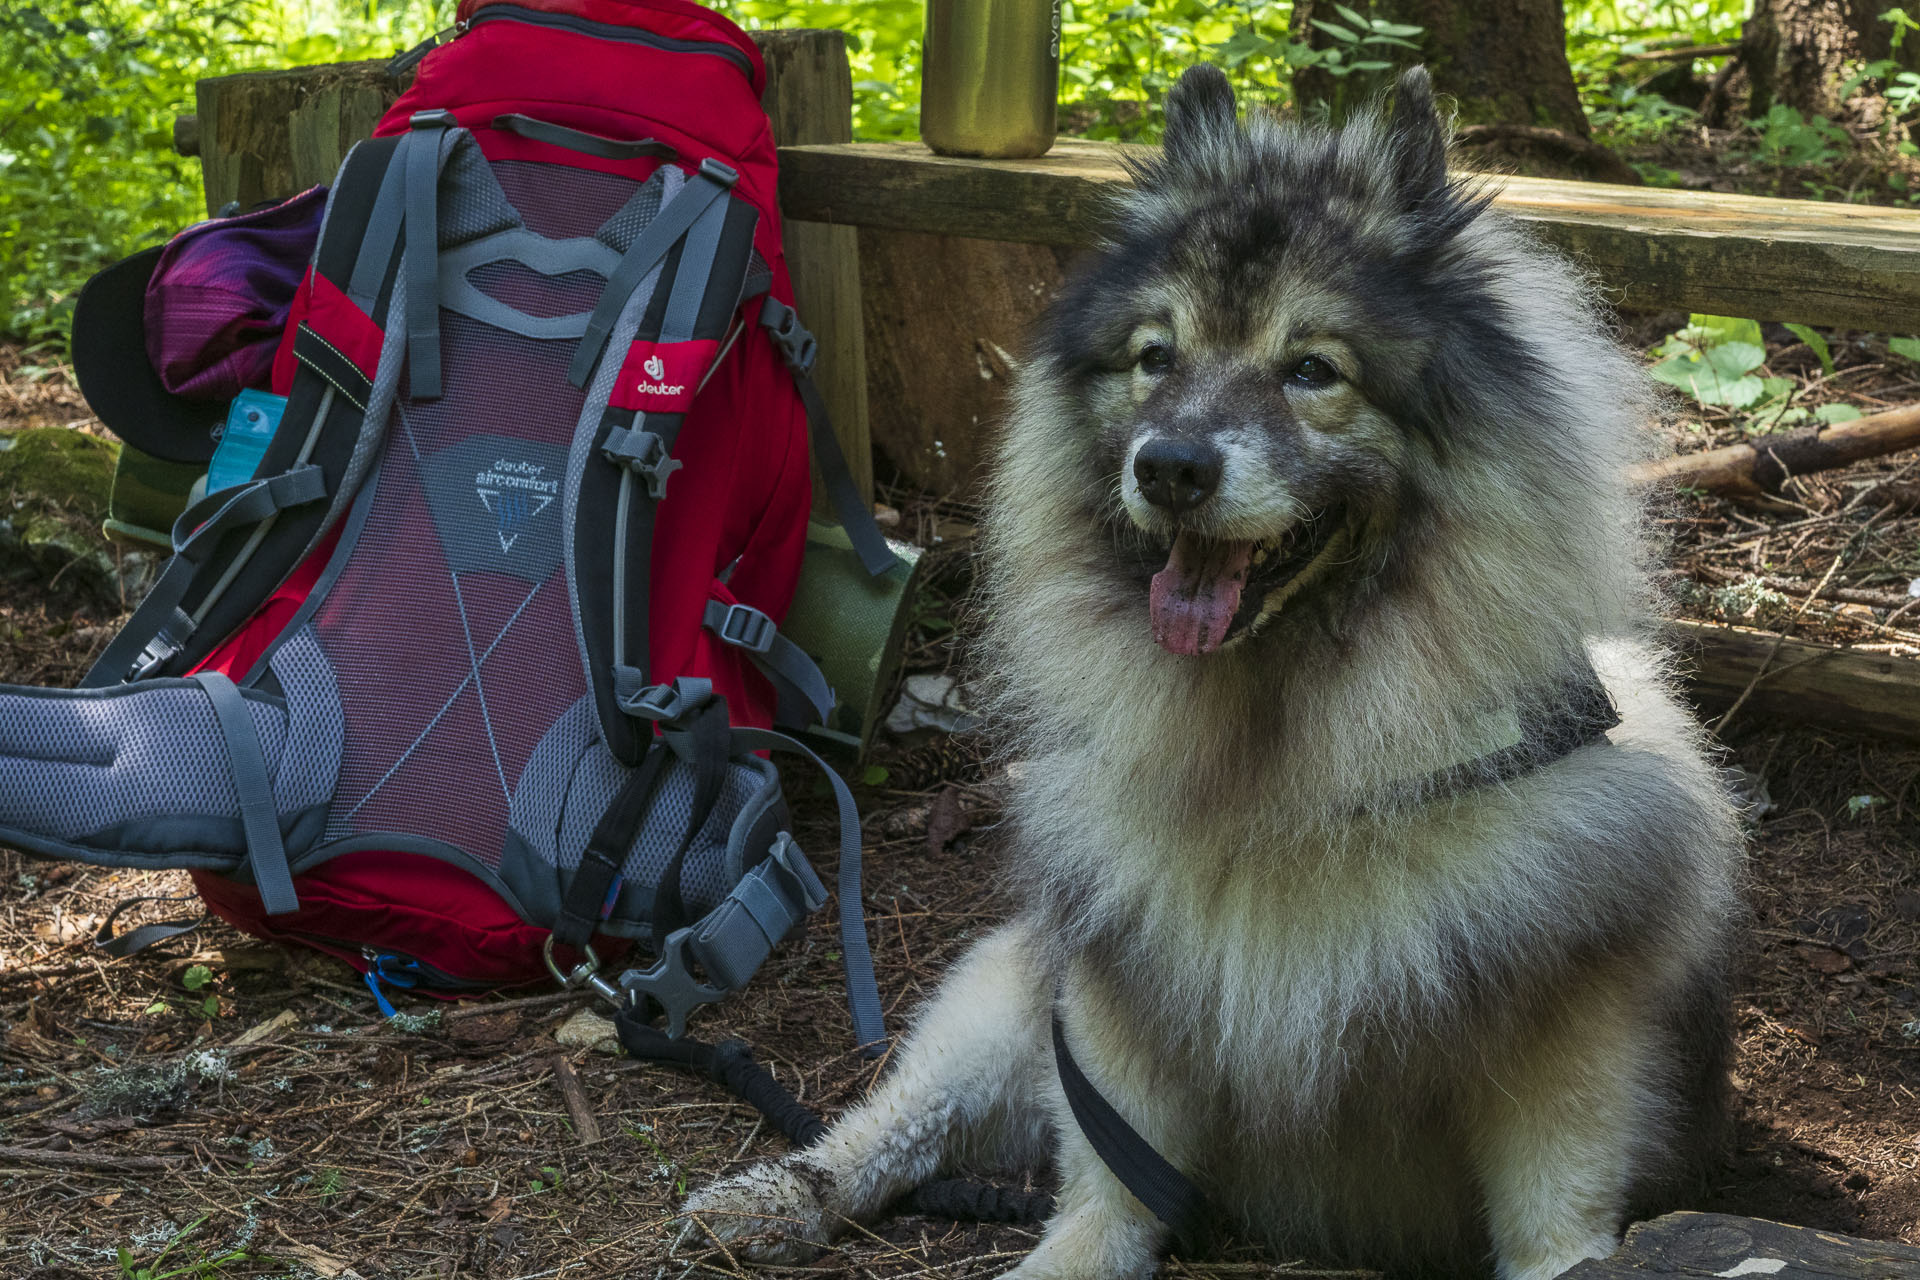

left=677, top=1158, right=836, bottom=1263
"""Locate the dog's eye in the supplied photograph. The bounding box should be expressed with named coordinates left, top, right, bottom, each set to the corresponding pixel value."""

left=1289, top=355, right=1339, bottom=387
left=1139, top=343, right=1174, bottom=374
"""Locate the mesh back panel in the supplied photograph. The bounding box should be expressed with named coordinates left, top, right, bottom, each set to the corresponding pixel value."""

left=316, top=303, right=588, bottom=867
left=495, top=159, right=647, bottom=240
left=468, top=261, right=607, bottom=319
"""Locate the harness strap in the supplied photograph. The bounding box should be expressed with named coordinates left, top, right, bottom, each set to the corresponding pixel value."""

left=757, top=299, right=900, bottom=578
left=404, top=111, right=454, bottom=400
left=93, top=896, right=207, bottom=959
left=190, top=671, right=298, bottom=916
left=346, top=147, right=409, bottom=311
left=1052, top=1012, right=1209, bottom=1254
left=83, top=466, right=327, bottom=687
left=702, top=600, right=836, bottom=728
left=568, top=158, right=737, bottom=389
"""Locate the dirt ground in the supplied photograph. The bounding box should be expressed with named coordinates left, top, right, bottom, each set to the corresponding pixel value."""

left=4, top=316, right=1920, bottom=1279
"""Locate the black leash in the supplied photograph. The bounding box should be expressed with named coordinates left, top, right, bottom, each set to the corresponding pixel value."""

left=613, top=1001, right=1053, bottom=1225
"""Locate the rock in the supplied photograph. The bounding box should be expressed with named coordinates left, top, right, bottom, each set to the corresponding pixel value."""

left=553, top=1007, right=619, bottom=1054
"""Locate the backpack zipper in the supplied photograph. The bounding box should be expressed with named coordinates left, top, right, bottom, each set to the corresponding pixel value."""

left=461, top=5, right=754, bottom=80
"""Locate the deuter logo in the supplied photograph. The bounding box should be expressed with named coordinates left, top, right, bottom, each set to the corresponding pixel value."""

left=612, top=337, right=719, bottom=413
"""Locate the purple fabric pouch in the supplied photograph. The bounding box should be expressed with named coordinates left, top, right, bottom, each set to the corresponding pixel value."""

left=143, top=187, right=327, bottom=400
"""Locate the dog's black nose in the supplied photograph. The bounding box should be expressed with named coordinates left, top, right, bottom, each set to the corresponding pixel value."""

left=1133, top=437, right=1222, bottom=514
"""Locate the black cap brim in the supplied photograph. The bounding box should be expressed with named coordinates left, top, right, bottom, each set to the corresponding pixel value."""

left=70, top=246, right=224, bottom=465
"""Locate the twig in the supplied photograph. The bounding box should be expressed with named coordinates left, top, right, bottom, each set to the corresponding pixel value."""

left=0, top=1144, right=181, bottom=1172
left=549, top=1054, right=602, bottom=1145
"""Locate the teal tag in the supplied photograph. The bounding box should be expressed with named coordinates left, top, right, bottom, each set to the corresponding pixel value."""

left=208, top=389, right=287, bottom=492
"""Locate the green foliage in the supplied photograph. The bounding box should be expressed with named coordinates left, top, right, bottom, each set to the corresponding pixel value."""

left=1783, top=323, right=1835, bottom=377
left=115, top=1216, right=246, bottom=1280
left=1, top=1, right=448, bottom=346
left=1891, top=335, right=1920, bottom=363
left=1750, top=103, right=1851, bottom=169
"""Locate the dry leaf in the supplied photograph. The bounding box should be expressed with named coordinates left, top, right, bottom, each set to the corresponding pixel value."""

left=228, top=1008, right=299, bottom=1048
left=1799, top=943, right=1853, bottom=974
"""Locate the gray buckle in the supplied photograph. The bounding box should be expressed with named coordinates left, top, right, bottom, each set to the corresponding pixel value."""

left=714, top=602, right=775, bottom=654
left=697, top=156, right=739, bottom=188
left=602, top=427, right=683, bottom=500
left=128, top=636, right=183, bottom=683
left=617, top=927, right=726, bottom=1039
left=768, top=832, right=829, bottom=912
left=759, top=299, right=817, bottom=375
left=410, top=108, right=457, bottom=130
left=620, top=675, right=714, bottom=723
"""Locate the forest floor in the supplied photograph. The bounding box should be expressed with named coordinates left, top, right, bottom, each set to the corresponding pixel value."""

left=4, top=292, right=1920, bottom=1279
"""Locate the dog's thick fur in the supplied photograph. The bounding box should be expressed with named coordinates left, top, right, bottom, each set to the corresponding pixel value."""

left=682, top=66, right=1742, bottom=1280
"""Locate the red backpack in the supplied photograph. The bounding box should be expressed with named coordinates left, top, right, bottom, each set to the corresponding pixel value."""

left=0, top=0, right=893, bottom=1049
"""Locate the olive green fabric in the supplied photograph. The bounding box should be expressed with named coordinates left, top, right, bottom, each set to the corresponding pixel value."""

left=105, top=443, right=200, bottom=549
left=780, top=521, right=922, bottom=753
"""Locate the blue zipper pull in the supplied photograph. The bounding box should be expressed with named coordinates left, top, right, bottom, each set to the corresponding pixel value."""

left=362, top=951, right=423, bottom=1018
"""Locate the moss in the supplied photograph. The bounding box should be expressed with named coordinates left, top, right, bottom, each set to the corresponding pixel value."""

left=0, top=427, right=129, bottom=607
left=0, top=426, right=117, bottom=523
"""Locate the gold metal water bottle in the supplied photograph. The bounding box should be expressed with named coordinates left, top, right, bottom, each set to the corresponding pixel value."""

left=920, top=0, right=1061, bottom=158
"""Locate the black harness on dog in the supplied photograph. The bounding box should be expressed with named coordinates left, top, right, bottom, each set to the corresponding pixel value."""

left=1051, top=657, right=1621, bottom=1254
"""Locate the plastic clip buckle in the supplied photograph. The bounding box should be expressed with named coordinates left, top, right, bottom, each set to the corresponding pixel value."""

left=410, top=108, right=458, bottom=131
left=697, top=157, right=740, bottom=188
left=128, top=637, right=183, bottom=683
left=617, top=927, right=727, bottom=1040
left=714, top=602, right=775, bottom=655
left=622, top=676, right=714, bottom=724
left=759, top=299, right=817, bottom=376
left=602, top=427, right=682, bottom=499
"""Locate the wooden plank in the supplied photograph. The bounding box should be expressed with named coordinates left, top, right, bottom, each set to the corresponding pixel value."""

left=194, top=61, right=398, bottom=215
left=1672, top=617, right=1920, bottom=740
left=777, top=139, right=1920, bottom=332
left=1564, top=1210, right=1920, bottom=1278
left=756, top=29, right=872, bottom=509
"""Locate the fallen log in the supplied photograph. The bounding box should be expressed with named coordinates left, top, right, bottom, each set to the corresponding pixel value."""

left=1564, top=1210, right=1920, bottom=1279
left=1631, top=403, right=1920, bottom=495
left=1671, top=616, right=1920, bottom=740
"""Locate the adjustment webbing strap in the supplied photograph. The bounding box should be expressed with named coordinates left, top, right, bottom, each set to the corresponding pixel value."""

left=648, top=697, right=732, bottom=954
left=568, top=158, right=737, bottom=388
left=1053, top=1013, right=1210, bottom=1254
left=731, top=727, right=884, bottom=1052
left=702, top=600, right=835, bottom=727
left=404, top=112, right=453, bottom=400
left=553, top=740, right=675, bottom=950
left=82, top=466, right=327, bottom=688
left=190, top=671, right=298, bottom=916
left=757, top=299, right=899, bottom=578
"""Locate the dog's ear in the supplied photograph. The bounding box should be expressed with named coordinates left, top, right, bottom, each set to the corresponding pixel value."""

left=1386, top=66, right=1447, bottom=207
left=1164, top=64, right=1238, bottom=164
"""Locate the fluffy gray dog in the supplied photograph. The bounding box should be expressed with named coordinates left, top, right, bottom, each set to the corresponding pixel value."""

left=682, top=64, right=1742, bottom=1280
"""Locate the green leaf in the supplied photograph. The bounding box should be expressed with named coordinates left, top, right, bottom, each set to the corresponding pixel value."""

left=1309, top=18, right=1359, bottom=42
left=1370, top=21, right=1425, bottom=37
left=1815, top=403, right=1863, bottom=423
left=202, top=995, right=220, bottom=1018
left=1784, top=323, right=1834, bottom=376
left=1890, top=336, right=1920, bottom=363
left=1650, top=340, right=1768, bottom=407
left=1332, top=4, right=1369, bottom=29
left=861, top=764, right=890, bottom=786
left=181, top=963, right=212, bottom=991
left=1687, top=314, right=1764, bottom=347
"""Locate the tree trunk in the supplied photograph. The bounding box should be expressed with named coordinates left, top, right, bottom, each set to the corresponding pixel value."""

left=1738, top=0, right=1920, bottom=122
left=1291, top=0, right=1587, bottom=136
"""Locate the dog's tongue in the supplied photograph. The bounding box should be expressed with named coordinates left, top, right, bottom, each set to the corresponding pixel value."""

left=1150, top=531, right=1254, bottom=655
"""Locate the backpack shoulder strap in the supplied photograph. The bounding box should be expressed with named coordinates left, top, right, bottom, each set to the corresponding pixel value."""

left=83, top=136, right=408, bottom=687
